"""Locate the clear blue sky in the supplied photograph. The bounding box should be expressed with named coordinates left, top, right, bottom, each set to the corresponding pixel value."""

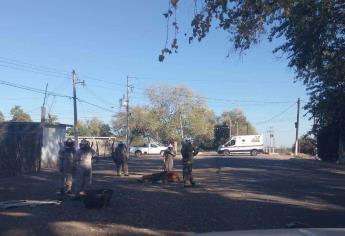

left=0, top=0, right=311, bottom=147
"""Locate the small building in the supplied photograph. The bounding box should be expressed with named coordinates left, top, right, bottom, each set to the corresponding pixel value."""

left=0, top=122, right=70, bottom=177
left=41, top=123, right=71, bottom=168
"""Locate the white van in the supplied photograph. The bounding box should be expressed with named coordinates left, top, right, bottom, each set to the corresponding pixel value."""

left=218, top=135, right=264, bottom=156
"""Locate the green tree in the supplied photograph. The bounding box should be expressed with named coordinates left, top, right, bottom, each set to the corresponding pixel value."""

left=112, top=106, right=159, bottom=142
left=292, top=134, right=316, bottom=156
left=112, top=85, right=216, bottom=147
left=67, top=119, right=113, bottom=137
left=47, top=114, right=58, bottom=125
left=67, top=121, right=89, bottom=136
left=87, top=118, right=103, bottom=136
left=0, top=111, right=4, bottom=122
left=161, top=0, right=345, bottom=161
left=10, top=106, right=32, bottom=122
left=218, top=109, right=256, bottom=136
left=146, top=84, right=215, bottom=146
left=100, top=124, right=113, bottom=137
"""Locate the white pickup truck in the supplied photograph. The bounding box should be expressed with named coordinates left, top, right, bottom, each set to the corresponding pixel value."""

left=130, top=143, right=167, bottom=157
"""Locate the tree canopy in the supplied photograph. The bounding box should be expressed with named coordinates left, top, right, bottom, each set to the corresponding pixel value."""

left=0, top=111, right=4, bottom=122
left=161, top=0, right=345, bottom=160
left=146, top=84, right=215, bottom=145
left=218, top=109, right=256, bottom=135
left=10, top=106, right=32, bottom=122
left=112, top=84, right=256, bottom=149
left=47, top=114, right=58, bottom=125
left=67, top=118, right=113, bottom=137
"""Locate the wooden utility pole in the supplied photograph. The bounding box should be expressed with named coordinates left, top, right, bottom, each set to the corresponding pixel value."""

left=236, top=122, right=239, bottom=136
left=179, top=112, right=184, bottom=139
left=229, top=118, right=232, bottom=139
left=294, top=98, right=300, bottom=156
left=41, top=83, right=48, bottom=124
left=126, top=75, right=130, bottom=159
left=246, top=123, right=249, bottom=135
left=72, top=70, right=78, bottom=147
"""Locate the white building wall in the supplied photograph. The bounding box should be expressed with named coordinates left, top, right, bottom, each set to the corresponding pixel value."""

left=41, top=126, right=66, bottom=168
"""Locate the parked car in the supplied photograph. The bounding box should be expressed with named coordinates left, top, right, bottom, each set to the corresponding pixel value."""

left=130, top=143, right=167, bottom=157
left=217, top=135, right=264, bottom=156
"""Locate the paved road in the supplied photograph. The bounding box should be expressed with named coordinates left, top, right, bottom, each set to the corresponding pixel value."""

left=0, top=154, right=345, bottom=235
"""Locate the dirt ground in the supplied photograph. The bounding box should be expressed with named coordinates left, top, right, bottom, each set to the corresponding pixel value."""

left=1, top=154, right=345, bottom=235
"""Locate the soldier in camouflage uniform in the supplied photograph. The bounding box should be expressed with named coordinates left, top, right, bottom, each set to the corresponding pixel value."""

left=181, top=139, right=199, bottom=187
left=58, top=138, right=76, bottom=195
left=112, top=142, right=129, bottom=176
left=74, top=139, right=97, bottom=198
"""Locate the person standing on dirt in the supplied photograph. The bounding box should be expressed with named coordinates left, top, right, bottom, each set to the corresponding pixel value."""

left=163, top=144, right=176, bottom=172
left=112, top=142, right=129, bottom=176
left=58, top=138, right=76, bottom=195
left=181, top=139, right=199, bottom=187
left=74, top=139, right=97, bottom=198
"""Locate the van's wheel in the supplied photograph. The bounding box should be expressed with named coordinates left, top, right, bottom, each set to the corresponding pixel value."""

left=251, top=150, right=258, bottom=156
left=160, top=150, right=165, bottom=157
left=135, top=151, right=142, bottom=158
left=224, top=150, right=230, bottom=156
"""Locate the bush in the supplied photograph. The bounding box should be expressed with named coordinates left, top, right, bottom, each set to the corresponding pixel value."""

left=292, top=135, right=316, bottom=155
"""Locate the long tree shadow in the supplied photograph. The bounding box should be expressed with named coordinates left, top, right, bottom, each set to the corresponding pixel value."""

left=1, top=156, right=345, bottom=235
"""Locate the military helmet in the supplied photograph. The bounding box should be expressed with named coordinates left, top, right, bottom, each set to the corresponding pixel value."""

left=79, top=139, right=90, bottom=149
left=183, top=137, right=193, bottom=144
left=65, top=138, right=75, bottom=148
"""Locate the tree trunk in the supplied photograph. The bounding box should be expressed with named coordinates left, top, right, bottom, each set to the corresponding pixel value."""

left=338, top=132, right=345, bottom=164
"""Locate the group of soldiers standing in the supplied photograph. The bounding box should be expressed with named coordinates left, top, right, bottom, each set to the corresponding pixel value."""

left=58, top=138, right=199, bottom=196
left=58, top=138, right=96, bottom=198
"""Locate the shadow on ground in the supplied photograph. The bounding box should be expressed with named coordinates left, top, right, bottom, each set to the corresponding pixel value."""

left=0, top=155, right=345, bottom=235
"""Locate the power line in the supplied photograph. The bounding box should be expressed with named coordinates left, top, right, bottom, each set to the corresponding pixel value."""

left=0, top=63, right=69, bottom=79
left=79, top=75, right=125, bottom=87
left=0, top=59, right=69, bottom=77
left=77, top=98, right=114, bottom=113
left=253, top=103, right=296, bottom=125
left=0, top=79, right=114, bottom=113
left=0, top=56, right=70, bottom=75
left=84, top=85, right=115, bottom=107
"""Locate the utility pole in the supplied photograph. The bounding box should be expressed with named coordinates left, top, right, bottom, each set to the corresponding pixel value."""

left=126, top=75, right=130, bottom=159
left=179, top=112, right=184, bottom=139
left=41, top=83, right=48, bottom=125
left=267, top=126, right=274, bottom=154
left=246, top=123, right=249, bottom=135
left=72, top=70, right=78, bottom=147
left=294, top=98, right=300, bottom=156
left=229, top=118, right=232, bottom=140
left=236, top=122, right=239, bottom=136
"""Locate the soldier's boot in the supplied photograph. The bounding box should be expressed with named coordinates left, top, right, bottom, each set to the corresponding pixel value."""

left=59, top=188, right=66, bottom=195
left=123, top=163, right=129, bottom=176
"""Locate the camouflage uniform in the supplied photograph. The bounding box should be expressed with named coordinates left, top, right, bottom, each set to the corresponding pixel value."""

left=163, top=147, right=176, bottom=172
left=181, top=140, right=198, bottom=187
left=58, top=143, right=76, bottom=194
left=112, top=143, right=128, bottom=176
left=75, top=141, right=97, bottom=195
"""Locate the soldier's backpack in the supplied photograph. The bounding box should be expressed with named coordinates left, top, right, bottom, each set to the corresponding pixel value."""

left=83, top=189, right=113, bottom=209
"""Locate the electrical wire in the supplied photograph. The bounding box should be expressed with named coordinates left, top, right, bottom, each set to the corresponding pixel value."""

left=0, top=79, right=113, bottom=113
left=253, top=103, right=296, bottom=125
